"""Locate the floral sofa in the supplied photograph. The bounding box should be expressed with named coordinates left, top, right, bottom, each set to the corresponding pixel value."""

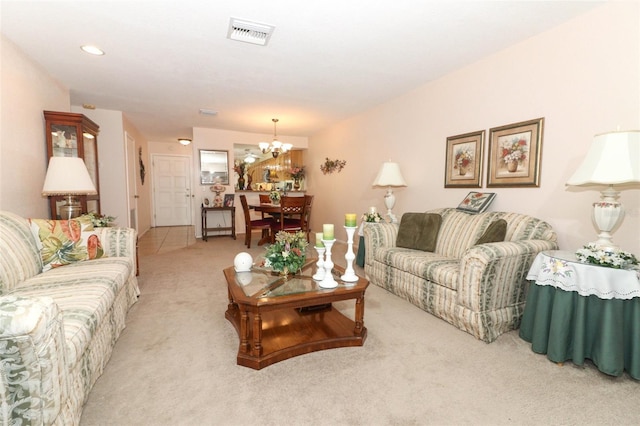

left=363, top=208, right=557, bottom=343
left=0, top=211, right=139, bottom=425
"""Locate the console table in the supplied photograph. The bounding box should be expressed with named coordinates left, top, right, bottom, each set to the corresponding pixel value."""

left=519, top=250, right=640, bottom=379
left=201, top=205, right=236, bottom=241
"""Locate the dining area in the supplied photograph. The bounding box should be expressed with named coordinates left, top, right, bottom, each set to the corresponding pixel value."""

left=239, top=193, right=313, bottom=248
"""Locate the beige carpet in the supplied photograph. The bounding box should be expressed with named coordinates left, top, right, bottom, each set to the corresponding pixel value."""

left=80, top=232, right=640, bottom=426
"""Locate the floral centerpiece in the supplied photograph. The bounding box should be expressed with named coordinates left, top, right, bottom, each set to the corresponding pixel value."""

left=362, top=211, right=384, bottom=223
left=290, top=165, right=305, bottom=180
left=262, top=231, right=309, bottom=276
left=576, top=243, right=639, bottom=269
left=269, top=190, right=281, bottom=204
left=84, top=212, right=116, bottom=227
left=501, top=136, right=528, bottom=172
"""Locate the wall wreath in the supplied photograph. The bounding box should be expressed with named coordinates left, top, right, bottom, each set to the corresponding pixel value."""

left=320, top=158, right=347, bottom=175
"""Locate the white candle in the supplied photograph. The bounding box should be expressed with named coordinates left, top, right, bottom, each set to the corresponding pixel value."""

left=322, top=224, right=334, bottom=240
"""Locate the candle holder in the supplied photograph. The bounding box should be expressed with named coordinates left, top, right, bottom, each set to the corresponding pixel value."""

left=312, top=246, right=326, bottom=281
left=318, top=239, right=338, bottom=288
left=341, top=226, right=358, bottom=282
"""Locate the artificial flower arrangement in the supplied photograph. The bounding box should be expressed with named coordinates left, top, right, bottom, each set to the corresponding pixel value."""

left=362, top=211, right=384, bottom=223
left=84, top=212, right=116, bottom=227
left=290, top=165, right=305, bottom=180
left=501, top=137, right=528, bottom=163
left=320, top=158, right=347, bottom=175
left=575, top=243, right=639, bottom=269
left=262, top=231, right=309, bottom=276
left=233, top=161, right=246, bottom=178
left=269, top=190, right=281, bottom=204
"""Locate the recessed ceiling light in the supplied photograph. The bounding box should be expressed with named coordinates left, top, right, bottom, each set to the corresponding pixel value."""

left=80, top=45, right=105, bottom=56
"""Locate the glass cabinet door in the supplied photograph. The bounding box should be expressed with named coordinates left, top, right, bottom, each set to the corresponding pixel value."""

left=44, top=111, right=101, bottom=219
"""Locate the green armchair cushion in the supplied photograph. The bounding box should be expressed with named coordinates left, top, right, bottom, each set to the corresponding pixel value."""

left=475, top=219, right=507, bottom=245
left=396, top=213, right=442, bottom=252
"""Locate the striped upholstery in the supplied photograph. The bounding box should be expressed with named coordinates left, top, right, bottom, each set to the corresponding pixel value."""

left=0, top=211, right=139, bottom=425
left=364, top=208, right=557, bottom=343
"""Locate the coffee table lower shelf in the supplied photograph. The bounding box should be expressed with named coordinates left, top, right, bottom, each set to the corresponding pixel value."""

left=225, top=304, right=367, bottom=370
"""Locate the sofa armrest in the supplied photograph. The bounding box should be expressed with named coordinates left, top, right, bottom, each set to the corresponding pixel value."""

left=96, top=227, right=138, bottom=277
left=0, top=295, right=68, bottom=425
left=457, top=240, right=558, bottom=312
left=362, top=223, right=399, bottom=268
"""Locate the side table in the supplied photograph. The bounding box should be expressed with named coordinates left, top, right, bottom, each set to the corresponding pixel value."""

left=201, top=205, right=236, bottom=241
left=519, top=250, right=640, bottom=379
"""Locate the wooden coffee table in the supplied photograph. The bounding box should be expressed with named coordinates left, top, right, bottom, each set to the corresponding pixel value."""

left=223, top=259, right=368, bottom=370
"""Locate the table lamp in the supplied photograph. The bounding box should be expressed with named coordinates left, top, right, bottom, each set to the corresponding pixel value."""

left=372, top=160, right=407, bottom=223
left=566, top=130, right=640, bottom=249
left=42, top=157, right=97, bottom=219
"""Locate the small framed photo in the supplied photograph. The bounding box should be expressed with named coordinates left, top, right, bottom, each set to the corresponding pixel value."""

left=487, top=117, right=544, bottom=187
left=203, top=197, right=210, bottom=206
left=223, top=194, right=235, bottom=207
left=456, top=192, right=496, bottom=214
left=444, top=130, right=485, bottom=188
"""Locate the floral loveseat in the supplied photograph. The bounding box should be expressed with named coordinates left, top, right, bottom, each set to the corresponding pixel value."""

left=0, top=211, right=139, bottom=425
left=363, top=208, right=557, bottom=343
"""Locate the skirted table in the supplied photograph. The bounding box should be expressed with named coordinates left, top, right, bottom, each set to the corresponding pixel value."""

left=519, top=250, right=640, bottom=379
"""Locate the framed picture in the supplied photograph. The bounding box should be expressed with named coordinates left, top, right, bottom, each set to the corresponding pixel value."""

left=444, top=130, right=485, bottom=188
left=223, top=194, right=235, bottom=207
left=456, top=192, right=496, bottom=214
left=487, top=118, right=544, bottom=187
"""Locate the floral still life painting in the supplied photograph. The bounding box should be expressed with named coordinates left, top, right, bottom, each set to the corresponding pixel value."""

left=445, top=130, right=484, bottom=188
left=456, top=192, right=496, bottom=214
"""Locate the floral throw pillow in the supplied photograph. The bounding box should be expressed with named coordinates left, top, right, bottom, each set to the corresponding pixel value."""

left=28, top=218, right=106, bottom=271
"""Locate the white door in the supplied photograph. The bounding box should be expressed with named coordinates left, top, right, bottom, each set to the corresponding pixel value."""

left=153, top=155, right=192, bottom=226
left=125, top=132, right=138, bottom=232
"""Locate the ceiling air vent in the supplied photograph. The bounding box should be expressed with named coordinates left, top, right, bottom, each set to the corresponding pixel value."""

left=227, top=18, right=275, bottom=46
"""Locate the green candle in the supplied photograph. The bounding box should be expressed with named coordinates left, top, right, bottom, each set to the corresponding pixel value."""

left=345, top=213, right=357, bottom=227
left=315, top=232, right=324, bottom=247
left=322, top=224, right=334, bottom=240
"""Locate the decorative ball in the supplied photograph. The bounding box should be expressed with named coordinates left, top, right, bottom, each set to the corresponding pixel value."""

left=234, top=252, right=253, bottom=272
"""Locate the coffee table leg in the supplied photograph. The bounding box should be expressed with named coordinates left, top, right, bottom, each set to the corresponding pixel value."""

left=354, top=295, right=365, bottom=335
left=252, top=312, right=263, bottom=357
left=240, top=310, right=249, bottom=353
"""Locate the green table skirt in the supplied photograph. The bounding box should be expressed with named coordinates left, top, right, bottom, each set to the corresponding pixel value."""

left=519, top=283, right=640, bottom=380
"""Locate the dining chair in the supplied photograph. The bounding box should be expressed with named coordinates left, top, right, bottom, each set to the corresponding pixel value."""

left=258, top=194, right=273, bottom=220
left=302, top=195, right=314, bottom=242
left=239, top=194, right=273, bottom=248
left=271, top=196, right=306, bottom=239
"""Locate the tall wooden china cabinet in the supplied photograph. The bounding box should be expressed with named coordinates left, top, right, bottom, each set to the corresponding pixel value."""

left=44, top=111, right=101, bottom=219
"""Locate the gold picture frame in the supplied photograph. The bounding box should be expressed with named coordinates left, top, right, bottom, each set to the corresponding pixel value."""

left=487, top=117, right=544, bottom=187
left=444, top=130, right=485, bottom=188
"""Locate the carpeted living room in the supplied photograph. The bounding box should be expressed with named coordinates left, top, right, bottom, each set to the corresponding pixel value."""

left=1, top=1, right=639, bottom=425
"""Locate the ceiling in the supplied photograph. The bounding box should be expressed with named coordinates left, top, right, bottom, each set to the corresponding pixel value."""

left=1, top=1, right=603, bottom=142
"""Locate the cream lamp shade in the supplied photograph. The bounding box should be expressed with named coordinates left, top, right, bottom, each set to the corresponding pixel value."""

left=566, top=130, right=640, bottom=249
left=42, top=157, right=97, bottom=219
left=372, top=161, right=407, bottom=223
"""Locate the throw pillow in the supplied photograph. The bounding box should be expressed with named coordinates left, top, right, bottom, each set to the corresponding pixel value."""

left=29, top=218, right=106, bottom=271
left=475, top=219, right=507, bottom=245
left=396, top=213, right=442, bottom=252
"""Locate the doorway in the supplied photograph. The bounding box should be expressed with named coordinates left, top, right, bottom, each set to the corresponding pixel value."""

left=125, top=132, right=138, bottom=232
left=152, top=154, right=192, bottom=226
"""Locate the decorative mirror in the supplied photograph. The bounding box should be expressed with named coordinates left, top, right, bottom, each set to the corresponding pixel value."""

left=199, top=149, right=229, bottom=185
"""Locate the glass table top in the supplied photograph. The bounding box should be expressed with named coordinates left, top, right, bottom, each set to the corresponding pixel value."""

left=233, top=259, right=349, bottom=299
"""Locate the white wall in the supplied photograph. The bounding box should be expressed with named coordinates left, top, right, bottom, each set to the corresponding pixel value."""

left=307, top=2, right=640, bottom=254
left=0, top=35, right=70, bottom=217
left=71, top=107, right=130, bottom=227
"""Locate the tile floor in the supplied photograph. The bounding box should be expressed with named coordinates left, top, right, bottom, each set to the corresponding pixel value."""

left=137, top=226, right=196, bottom=256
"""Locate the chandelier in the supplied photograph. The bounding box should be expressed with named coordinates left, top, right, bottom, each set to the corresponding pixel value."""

left=259, top=118, right=292, bottom=158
